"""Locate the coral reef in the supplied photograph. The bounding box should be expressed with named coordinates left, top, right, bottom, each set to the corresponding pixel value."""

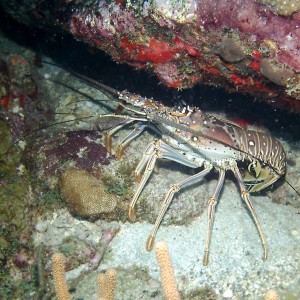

left=0, top=117, right=38, bottom=299
left=59, top=168, right=117, bottom=218
left=0, top=53, right=49, bottom=143
left=0, top=52, right=57, bottom=298
left=1, top=0, right=300, bottom=111
left=50, top=242, right=196, bottom=299
left=0, top=31, right=299, bottom=299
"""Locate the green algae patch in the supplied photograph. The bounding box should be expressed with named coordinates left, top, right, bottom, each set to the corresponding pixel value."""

left=0, top=120, right=28, bottom=249
left=0, top=120, right=38, bottom=299
left=0, top=119, right=11, bottom=154
left=0, top=120, right=22, bottom=177
left=0, top=179, right=28, bottom=229
left=0, top=174, right=37, bottom=299
left=102, top=162, right=136, bottom=199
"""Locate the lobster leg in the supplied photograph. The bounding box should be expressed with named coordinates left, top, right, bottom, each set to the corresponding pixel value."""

left=146, top=165, right=212, bottom=251
left=230, top=163, right=267, bottom=261
left=128, top=140, right=204, bottom=221
left=134, top=139, right=202, bottom=181
left=203, top=169, right=225, bottom=266
left=105, top=118, right=136, bottom=154
left=115, top=124, right=146, bottom=160
left=134, top=140, right=157, bottom=182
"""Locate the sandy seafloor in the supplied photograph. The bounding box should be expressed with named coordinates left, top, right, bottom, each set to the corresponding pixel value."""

left=0, top=24, right=300, bottom=300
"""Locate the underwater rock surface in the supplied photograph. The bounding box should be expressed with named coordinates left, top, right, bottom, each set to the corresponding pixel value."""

left=1, top=0, right=300, bottom=112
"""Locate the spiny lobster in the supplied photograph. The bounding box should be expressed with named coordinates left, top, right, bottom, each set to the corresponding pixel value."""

left=50, top=69, right=286, bottom=266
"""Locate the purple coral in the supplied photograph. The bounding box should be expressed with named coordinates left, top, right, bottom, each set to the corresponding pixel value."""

left=33, top=130, right=111, bottom=181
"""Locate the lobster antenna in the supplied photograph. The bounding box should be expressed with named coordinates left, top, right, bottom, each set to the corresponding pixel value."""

left=14, top=114, right=97, bottom=143
left=1, top=113, right=98, bottom=157
left=49, top=78, right=146, bottom=117
left=35, top=60, right=147, bottom=116
left=48, top=79, right=111, bottom=103
left=285, top=180, right=300, bottom=197
left=55, top=75, right=146, bottom=116
left=31, top=60, right=122, bottom=97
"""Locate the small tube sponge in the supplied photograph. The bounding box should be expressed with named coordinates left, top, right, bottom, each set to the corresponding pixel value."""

left=97, top=269, right=117, bottom=300
left=219, top=37, right=245, bottom=63
left=260, top=58, right=293, bottom=86
left=264, top=289, right=280, bottom=300
left=155, top=241, right=180, bottom=300
left=52, top=253, right=71, bottom=300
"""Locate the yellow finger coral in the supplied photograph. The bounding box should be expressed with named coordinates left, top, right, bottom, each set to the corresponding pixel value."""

left=155, top=241, right=180, bottom=300
left=97, top=269, right=117, bottom=300
left=264, top=289, right=280, bottom=300
left=52, top=253, right=71, bottom=300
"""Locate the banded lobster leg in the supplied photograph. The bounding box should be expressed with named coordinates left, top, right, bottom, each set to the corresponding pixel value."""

left=114, top=124, right=146, bottom=160
left=230, top=162, right=267, bottom=261
left=203, top=169, right=225, bottom=266
left=144, top=165, right=225, bottom=266
left=105, top=118, right=135, bottom=154
left=104, top=118, right=147, bottom=159
left=128, top=139, right=206, bottom=221
left=146, top=166, right=213, bottom=253
left=128, top=140, right=234, bottom=263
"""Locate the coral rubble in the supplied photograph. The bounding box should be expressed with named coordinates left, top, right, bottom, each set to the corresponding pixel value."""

left=1, top=0, right=300, bottom=111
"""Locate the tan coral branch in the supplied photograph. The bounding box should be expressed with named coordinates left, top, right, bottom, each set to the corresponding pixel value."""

left=155, top=241, right=180, bottom=300
left=52, top=253, right=71, bottom=300
left=264, top=289, right=280, bottom=300
left=97, top=268, right=117, bottom=300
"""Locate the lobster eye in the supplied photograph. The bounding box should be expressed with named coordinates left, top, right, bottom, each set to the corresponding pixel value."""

left=248, top=161, right=261, bottom=178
